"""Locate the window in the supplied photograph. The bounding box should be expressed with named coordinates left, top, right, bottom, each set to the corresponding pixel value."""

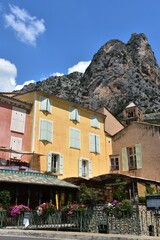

left=79, top=158, right=92, bottom=178
left=47, top=153, right=63, bottom=174
left=39, top=119, right=53, bottom=143
left=89, top=134, right=100, bottom=153
left=10, top=136, right=22, bottom=159
left=127, top=146, right=137, bottom=170
left=110, top=155, right=119, bottom=171
left=122, top=144, right=142, bottom=171
left=11, top=107, right=26, bottom=133
left=91, top=115, right=100, bottom=129
left=69, top=107, right=80, bottom=122
left=40, top=96, right=51, bottom=113
left=70, top=127, right=80, bottom=149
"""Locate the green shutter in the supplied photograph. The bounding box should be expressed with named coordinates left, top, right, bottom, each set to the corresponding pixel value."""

left=75, top=109, right=80, bottom=122
left=46, top=98, right=51, bottom=113
left=88, top=160, right=92, bottom=178
left=95, top=135, right=100, bottom=153
left=89, top=134, right=95, bottom=152
left=122, top=147, right=128, bottom=171
left=59, top=155, right=64, bottom=174
left=135, top=144, right=142, bottom=169
left=91, top=115, right=100, bottom=128
left=40, top=120, right=47, bottom=140
left=47, top=153, right=52, bottom=172
left=47, top=121, right=52, bottom=142
left=70, top=108, right=76, bottom=120
left=40, top=120, right=52, bottom=142
left=79, top=159, right=82, bottom=177
left=40, top=96, right=47, bottom=111
left=70, top=128, right=80, bottom=149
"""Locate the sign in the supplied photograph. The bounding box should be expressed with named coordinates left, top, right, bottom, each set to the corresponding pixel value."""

left=146, top=194, right=160, bottom=210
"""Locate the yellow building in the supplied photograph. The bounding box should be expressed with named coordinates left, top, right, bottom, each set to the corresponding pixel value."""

left=14, top=90, right=112, bottom=179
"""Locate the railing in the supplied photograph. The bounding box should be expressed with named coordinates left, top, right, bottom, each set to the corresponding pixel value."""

left=0, top=206, right=159, bottom=237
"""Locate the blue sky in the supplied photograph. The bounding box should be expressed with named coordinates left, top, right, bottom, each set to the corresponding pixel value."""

left=0, top=0, right=160, bottom=92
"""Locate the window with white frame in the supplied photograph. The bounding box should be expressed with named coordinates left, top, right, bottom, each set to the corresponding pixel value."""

left=90, top=115, right=100, bottom=129
left=47, top=152, right=63, bottom=174
left=78, top=158, right=92, bottom=178
left=39, top=119, right=53, bottom=143
left=10, top=136, right=22, bottom=159
left=40, top=96, right=52, bottom=113
left=69, top=107, right=80, bottom=122
left=122, top=144, right=142, bottom=171
left=70, top=127, right=80, bottom=149
left=89, top=133, right=100, bottom=153
left=11, top=107, right=26, bottom=133
left=110, top=155, right=119, bottom=171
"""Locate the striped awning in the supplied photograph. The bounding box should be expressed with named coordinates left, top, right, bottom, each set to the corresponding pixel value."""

left=0, top=170, right=79, bottom=189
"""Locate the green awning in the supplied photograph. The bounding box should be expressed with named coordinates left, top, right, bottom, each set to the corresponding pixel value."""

left=0, top=170, right=79, bottom=189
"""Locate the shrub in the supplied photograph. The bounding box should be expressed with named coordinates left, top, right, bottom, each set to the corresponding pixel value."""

left=9, top=204, right=30, bottom=217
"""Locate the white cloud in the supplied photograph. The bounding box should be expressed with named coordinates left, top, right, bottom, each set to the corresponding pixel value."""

left=4, top=4, right=46, bottom=46
left=14, top=80, right=35, bottom=91
left=0, top=58, right=17, bottom=92
left=68, top=61, right=91, bottom=74
left=52, top=72, right=64, bottom=77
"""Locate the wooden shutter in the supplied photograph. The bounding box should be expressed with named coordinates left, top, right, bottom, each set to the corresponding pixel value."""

left=95, top=135, right=100, bottom=153
left=122, top=147, right=128, bottom=171
left=70, top=108, right=80, bottom=122
left=47, top=121, right=52, bottom=142
left=75, top=109, right=80, bottom=122
left=78, top=158, right=82, bottom=177
left=47, top=153, right=52, bottom=172
left=40, top=120, right=52, bottom=142
left=89, top=134, right=95, bottom=152
left=46, top=98, right=51, bottom=113
left=40, top=96, right=47, bottom=111
left=40, top=120, right=47, bottom=140
left=135, top=144, right=142, bottom=169
left=11, top=108, right=26, bottom=133
left=10, top=137, right=22, bottom=159
left=88, top=160, right=92, bottom=178
left=70, top=128, right=80, bottom=149
left=59, top=155, right=64, bottom=174
left=19, top=111, right=26, bottom=133
left=91, top=115, right=100, bottom=128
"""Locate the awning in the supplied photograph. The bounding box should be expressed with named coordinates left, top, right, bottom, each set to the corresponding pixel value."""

left=64, top=173, right=160, bottom=187
left=0, top=170, right=79, bottom=189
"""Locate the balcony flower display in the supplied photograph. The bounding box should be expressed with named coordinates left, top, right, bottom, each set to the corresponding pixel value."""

left=9, top=204, right=30, bottom=217
left=63, top=202, right=87, bottom=215
left=103, top=199, right=133, bottom=218
left=36, top=202, right=57, bottom=216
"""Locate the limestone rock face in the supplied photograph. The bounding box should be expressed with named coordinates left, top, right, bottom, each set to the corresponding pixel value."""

left=80, top=33, right=160, bottom=114
left=16, top=33, right=160, bottom=116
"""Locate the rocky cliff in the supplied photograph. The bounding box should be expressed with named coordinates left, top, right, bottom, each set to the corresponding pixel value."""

left=16, top=33, right=160, bottom=117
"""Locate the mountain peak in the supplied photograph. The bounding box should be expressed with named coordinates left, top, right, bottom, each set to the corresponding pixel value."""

left=16, top=33, right=160, bottom=119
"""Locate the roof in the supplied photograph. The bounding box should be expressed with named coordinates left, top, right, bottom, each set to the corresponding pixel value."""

left=125, top=102, right=136, bottom=108
left=13, top=90, right=106, bottom=118
left=64, top=173, right=160, bottom=187
left=0, top=170, right=79, bottom=189
left=0, top=94, right=32, bottom=110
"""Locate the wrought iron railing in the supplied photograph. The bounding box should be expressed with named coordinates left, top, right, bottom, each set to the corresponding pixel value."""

left=0, top=207, right=159, bottom=237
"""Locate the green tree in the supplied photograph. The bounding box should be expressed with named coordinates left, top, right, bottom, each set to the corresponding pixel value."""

left=0, top=190, right=11, bottom=209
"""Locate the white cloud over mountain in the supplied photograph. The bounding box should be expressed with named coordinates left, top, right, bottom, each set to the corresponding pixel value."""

left=0, top=59, right=90, bottom=92
left=4, top=4, right=46, bottom=46
left=0, top=59, right=17, bottom=92
left=68, top=61, right=91, bottom=74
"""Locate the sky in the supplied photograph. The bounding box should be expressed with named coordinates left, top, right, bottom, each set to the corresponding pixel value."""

left=1, top=0, right=160, bottom=92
